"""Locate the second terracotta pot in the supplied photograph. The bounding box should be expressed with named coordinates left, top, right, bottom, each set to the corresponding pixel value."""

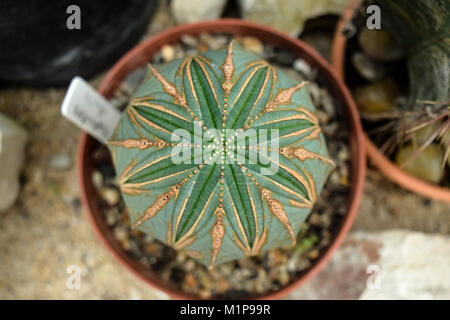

left=79, top=19, right=366, bottom=299
left=332, top=1, right=450, bottom=203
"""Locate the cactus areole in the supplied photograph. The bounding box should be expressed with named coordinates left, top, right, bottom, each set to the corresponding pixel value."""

left=108, top=42, right=334, bottom=267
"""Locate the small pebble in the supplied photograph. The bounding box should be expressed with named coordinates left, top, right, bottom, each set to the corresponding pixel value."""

left=185, top=48, right=199, bottom=56
left=184, top=273, right=197, bottom=288
left=358, top=28, right=404, bottom=62
left=109, top=94, right=129, bottom=110
left=262, top=46, right=276, bottom=60
left=342, top=21, right=357, bottom=38
left=143, top=234, right=154, bottom=243
left=287, top=257, right=298, bottom=272
left=122, top=67, right=147, bottom=96
left=351, top=52, right=385, bottom=81
left=139, top=256, right=150, bottom=267
left=255, top=281, right=265, bottom=294
left=218, top=263, right=233, bottom=275
left=237, top=258, right=256, bottom=269
left=320, top=214, right=331, bottom=228
left=273, top=50, right=295, bottom=66
left=330, top=171, right=340, bottom=185
left=161, top=44, right=176, bottom=62
left=49, top=154, right=71, bottom=170
left=395, top=144, right=444, bottom=183
left=181, top=34, right=199, bottom=48
left=128, top=240, right=141, bottom=256
left=92, top=171, right=103, bottom=188
left=215, top=278, right=231, bottom=293
left=317, top=110, right=330, bottom=124
left=354, top=79, right=398, bottom=113
left=113, top=226, right=128, bottom=242
left=268, top=250, right=287, bottom=265
left=99, top=187, right=121, bottom=206
left=174, top=44, right=185, bottom=59
left=309, top=213, right=321, bottom=226
left=70, top=197, right=81, bottom=211
left=309, top=82, right=321, bottom=106
left=239, top=36, right=264, bottom=55
left=293, top=58, right=312, bottom=78
left=278, top=266, right=290, bottom=286
left=308, top=249, right=320, bottom=259
left=319, top=89, right=336, bottom=118
left=199, top=32, right=215, bottom=47
left=208, top=35, right=228, bottom=50
left=152, top=51, right=163, bottom=64
left=199, top=290, right=211, bottom=299
left=106, top=208, right=119, bottom=226
left=198, top=270, right=213, bottom=288
left=337, top=146, right=349, bottom=162
left=184, top=259, right=196, bottom=272
left=198, top=44, right=209, bottom=52
left=145, top=242, right=161, bottom=255
left=279, top=67, right=305, bottom=82
left=176, top=251, right=186, bottom=263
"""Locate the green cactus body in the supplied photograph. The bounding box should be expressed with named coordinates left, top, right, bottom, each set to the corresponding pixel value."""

left=108, top=42, right=334, bottom=267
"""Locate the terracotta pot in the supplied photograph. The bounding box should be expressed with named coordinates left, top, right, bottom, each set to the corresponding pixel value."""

left=332, top=0, right=450, bottom=203
left=78, top=19, right=366, bottom=299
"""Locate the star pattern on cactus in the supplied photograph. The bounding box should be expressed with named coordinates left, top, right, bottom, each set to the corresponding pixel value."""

left=108, top=41, right=334, bottom=267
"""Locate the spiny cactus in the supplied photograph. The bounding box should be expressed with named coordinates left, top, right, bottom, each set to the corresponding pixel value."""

left=108, top=42, right=334, bottom=267
left=361, top=0, right=450, bottom=178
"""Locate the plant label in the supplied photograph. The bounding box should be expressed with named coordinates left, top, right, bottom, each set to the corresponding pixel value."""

left=61, top=76, right=121, bottom=143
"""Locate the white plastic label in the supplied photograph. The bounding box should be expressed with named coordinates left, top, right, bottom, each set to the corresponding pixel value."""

left=61, top=76, right=121, bottom=143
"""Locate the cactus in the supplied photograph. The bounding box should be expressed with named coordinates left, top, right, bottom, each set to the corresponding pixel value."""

left=108, top=42, right=334, bottom=267
left=370, top=0, right=450, bottom=105
left=364, top=0, right=450, bottom=175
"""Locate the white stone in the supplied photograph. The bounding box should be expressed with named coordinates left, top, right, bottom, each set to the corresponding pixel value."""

left=0, top=113, right=27, bottom=212
left=100, top=187, right=121, bottom=206
left=293, top=58, right=312, bottom=77
left=171, top=0, right=227, bottom=25
left=238, top=0, right=348, bottom=36
left=360, top=231, right=450, bottom=300
left=288, top=230, right=450, bottom=300
left=49, top=154, right=72, bottom=170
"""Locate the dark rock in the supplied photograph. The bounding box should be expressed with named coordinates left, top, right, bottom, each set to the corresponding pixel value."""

left=271, top=50, right=295, bottom=66
left=0, top=0, right=157, bottom=86
left=169, top=267, right=186, bottom=283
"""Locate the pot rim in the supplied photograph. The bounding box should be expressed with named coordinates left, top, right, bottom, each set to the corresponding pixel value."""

left=331, top=0, right=450, bottom=203
left=78, top=18, right=366, bottom=299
